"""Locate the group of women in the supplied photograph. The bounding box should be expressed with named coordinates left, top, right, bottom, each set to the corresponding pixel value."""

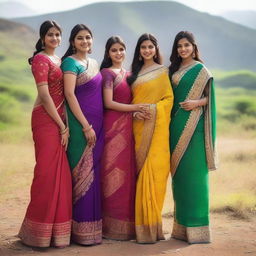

left=18, top=20, right=217, bottom=248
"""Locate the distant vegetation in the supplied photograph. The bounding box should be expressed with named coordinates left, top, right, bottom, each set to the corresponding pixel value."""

left=214, top=70, right=256, bottom=90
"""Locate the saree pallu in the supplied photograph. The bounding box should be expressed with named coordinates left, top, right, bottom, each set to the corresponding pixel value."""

left=18, top=102, right=72, bottom=247
left=132, top=66, right=174, bottom=243
left=101, top=69, right=136, bottom=240
left=170, top=62, right=217, bottom=244
left=66, top=72, right=104, bottom=245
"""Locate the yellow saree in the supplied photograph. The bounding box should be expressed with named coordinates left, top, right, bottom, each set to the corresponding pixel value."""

left=132, top=66, right=173, bottom=243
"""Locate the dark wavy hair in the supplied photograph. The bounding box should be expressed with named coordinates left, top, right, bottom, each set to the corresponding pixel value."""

left=61, top=24, right=93, bottom=61
left=28, top=20, right=61, bottom=65
left=100, top=36, right=126, bottom=70
left=169, top=31, right=203, bottom=78
left=126, top=33, right=162, bottom=85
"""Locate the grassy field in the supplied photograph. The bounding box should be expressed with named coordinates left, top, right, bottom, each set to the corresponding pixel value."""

left=0, top=69, right=256, bottom=219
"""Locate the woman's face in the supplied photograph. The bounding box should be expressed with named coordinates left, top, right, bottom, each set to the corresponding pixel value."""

left=177, top=38, right=194, bottom=60
left=43, top=27, right=61, bottom=49
left=140, top=40, right=156, bottom=61
left=73, top=29, right=92, bottom=54
left=108, top=43, right=126, bottom=65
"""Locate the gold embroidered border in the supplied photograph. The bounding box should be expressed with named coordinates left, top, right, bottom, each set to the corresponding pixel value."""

left=136, top=223, right=164, bottom=244
left=18, top=218, right=71, bottom=247
left=113, top=69, right=126, bottom=88
left=171, top=68, right=210, bottom=176
left=104, top=132, right=127, bottom=171
left=102, top=167, right=126, bottom=198
left=103, top=216, right=135, bottom=240
left=136, top=104, right=157, bottom=173
left=76, top=58, right=99, bottom=86
left=72, top=219, right=102, bottom=245
left=172, top=221, right=211, bottom=244
left=204, top=80, right=217, bottom=170
left=132, top=66, right=167, bottom=88
left=172, top=61, right=200, bottom=87
left=72, top=146, right=94, bottom=204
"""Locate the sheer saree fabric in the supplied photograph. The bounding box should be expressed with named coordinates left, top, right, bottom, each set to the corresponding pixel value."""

left=61, top=57, right=104, bottom=245
left=132, top=66, right=174, bottom=243
left=100, top=68, right=136, bottom=240
left=18, top=54, right=72, bottom=247
left=170, top=61, right=217, bottom=244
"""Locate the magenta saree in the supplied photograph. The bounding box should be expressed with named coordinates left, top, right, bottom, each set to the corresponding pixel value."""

left=100, top=68, right=136, bottom=240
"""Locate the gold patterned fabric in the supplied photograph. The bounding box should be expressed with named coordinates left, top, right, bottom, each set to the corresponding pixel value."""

left=132, top=66, right=174, bottom=243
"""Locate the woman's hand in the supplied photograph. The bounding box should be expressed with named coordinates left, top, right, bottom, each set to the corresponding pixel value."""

left=60, top=127, right=69, bottom=151
left=83, top=126, right=96, bottom=147
left=179, top=100, right=200, bottom=111
left=135, top=104, right=150, bottom=113
left=133, top=111, right=152, bottom=120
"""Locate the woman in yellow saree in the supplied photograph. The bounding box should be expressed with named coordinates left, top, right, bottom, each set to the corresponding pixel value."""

left=127, top=33, right=174, bottom=243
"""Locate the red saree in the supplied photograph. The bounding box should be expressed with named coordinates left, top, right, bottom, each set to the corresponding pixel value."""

left=18, top=54, right=72, bottom=247
left=100, top=68, right=136, bottom=240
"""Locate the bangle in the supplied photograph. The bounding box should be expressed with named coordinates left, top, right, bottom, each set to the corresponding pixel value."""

left=82, top=124, right=92, bottom=133
left=133, top=112, right=138, bottom=118
left=60, top=126, right=68, bottom=134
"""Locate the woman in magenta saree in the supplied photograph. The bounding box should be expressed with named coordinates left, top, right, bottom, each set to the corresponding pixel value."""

left=61, top=24, right=104, bottom=245
left=100, top=36, right=147, bottom=240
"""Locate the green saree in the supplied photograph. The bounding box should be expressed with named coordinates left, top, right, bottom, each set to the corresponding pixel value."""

left=169, top=61, right=217, bottom=244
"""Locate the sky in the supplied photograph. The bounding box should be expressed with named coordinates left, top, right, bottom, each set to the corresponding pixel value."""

left=0, top=0, right=256, bottom=14
left=1, top=0, right=256, bottom=15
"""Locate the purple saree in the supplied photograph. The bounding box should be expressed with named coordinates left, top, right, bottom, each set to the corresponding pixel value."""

left=61, top=57, right=104, bottom=245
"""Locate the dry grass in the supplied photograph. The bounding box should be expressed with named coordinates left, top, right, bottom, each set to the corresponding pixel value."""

left=0, top=125, right=256, bottom=220
left=0, top=142, right=34, bottom=203
left=210, top=136, right=256, bottom=219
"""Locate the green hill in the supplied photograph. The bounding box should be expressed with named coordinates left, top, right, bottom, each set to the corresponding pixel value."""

left=0, top=18, right=36, bottom=129
left=215, top=71, right=256, bottom=90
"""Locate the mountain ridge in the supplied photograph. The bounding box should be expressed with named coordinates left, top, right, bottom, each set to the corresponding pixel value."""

left=9, top=1, right=256, bottom=71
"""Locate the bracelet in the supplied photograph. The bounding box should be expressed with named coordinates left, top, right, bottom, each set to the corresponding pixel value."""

left=82, top=124, right=93, bottom=133
left=60, top=126, right=69, bottom=135
left=133, top=112, right=139, bottom=118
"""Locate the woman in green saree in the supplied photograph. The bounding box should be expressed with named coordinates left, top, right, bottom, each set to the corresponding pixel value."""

left=169, top=31, right=217, bottom=244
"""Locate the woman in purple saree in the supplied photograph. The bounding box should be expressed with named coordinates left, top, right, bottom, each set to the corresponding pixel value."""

left=61, top=24, right=104, bottom=245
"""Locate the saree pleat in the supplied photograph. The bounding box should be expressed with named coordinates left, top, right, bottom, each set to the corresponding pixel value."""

left=101, top=69, right=136, bottom=240
left=132, top=67, right=173, bottom=243
left=170, top=62, right=217, bottom=244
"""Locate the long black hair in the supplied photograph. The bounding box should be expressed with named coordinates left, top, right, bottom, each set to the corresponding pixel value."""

left=169, top=31, right=203, bottom=78
left=28, top=20, right=61, bottom=65
left=61, top=24, right=93, bottom=61
left=100, top=36, right=126, bottom=70
left=127, top=33, right=162, bottom=85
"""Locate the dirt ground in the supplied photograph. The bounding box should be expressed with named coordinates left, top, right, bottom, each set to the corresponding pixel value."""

left=0, top=196, right=256, bottom=256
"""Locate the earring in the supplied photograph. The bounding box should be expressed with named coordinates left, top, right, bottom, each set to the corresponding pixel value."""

left=139, top=55, right=142, bottom=61
left=192, top=52, right=196, bottom=58
left=72, top=46, right=76, bottom=53
left=88, top=48, right=92, bottom=54
left=153, top=55, right=157, bottom=60
left=41, top=41, right=45, bottom=49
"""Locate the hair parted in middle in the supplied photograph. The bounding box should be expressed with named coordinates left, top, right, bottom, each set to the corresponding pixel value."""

left=127, top=33, right=162, bottom=85
left=61, top=24, right=93, bottom=61
left=169, top=30, right=203, bottom=78
left=100, top=35, right=126, bottom=70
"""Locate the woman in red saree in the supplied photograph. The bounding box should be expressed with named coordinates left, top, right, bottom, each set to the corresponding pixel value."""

left=100, top=36, right=148, bottom=240
left=18, top=20, right=72, bottom=248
